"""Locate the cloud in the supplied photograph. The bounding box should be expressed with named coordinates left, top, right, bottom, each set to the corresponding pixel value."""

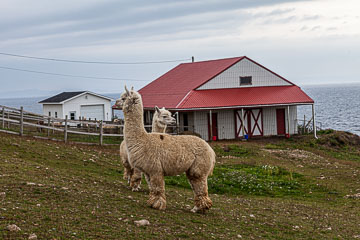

left=0, top=0, right=360, bottom=96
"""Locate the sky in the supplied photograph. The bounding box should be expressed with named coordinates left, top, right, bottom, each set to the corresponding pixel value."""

left=0, top=0, right=359, bottom=98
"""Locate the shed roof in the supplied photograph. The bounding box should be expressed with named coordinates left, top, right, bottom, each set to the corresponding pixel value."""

left=39, top=91, right=113, bottom=104
left=39, top=91, right=86, bottom=103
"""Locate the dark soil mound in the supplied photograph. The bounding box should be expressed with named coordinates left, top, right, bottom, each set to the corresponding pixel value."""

left=317, top=130, right=360, bottom=148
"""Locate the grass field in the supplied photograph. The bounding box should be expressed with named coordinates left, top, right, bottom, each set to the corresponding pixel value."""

left=0, top=130, right=359, bottom=239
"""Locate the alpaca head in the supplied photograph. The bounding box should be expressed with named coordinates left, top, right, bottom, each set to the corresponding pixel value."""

left=154, top=106, right=176, bottom=128
left=115, top=86, right=135, bottom=108
left=117, top=86, right=143, bottom=114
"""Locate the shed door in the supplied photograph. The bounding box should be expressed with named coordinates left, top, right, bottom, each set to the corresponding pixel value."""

left=235, top=109, right=263, bottom=138
left=276, top=109, right=286, bottom=135
left=80, top=105, right=104, bottom=121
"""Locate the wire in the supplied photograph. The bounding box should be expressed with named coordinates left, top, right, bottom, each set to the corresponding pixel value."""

left=0, top=66, right=149, bottom=81
left=0, top=52, right=191, bottom=65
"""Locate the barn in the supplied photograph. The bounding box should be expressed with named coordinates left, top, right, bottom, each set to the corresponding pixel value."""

left=116, top=56, right=316, bottom=140
left=39, top=91, right=113, bottom=121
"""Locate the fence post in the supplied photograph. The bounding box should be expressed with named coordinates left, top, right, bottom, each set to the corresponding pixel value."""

left=99, top=120, right=103, bottom=145
left=47, top=117, right=51, bottom=137
left=303, top=115, right=306, bottom=134
left=7, top=111, right=10, bottom=129
left=20, top=106, right=24, bottom=136
left=64, top=115, right=68, bottom=143
left=1, top=107, right=4, bottom=129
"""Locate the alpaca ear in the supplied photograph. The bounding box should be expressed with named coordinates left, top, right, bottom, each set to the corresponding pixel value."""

left=161, top=107, right=165, bottom=110
left=125, top=85, right=130, bottom=96
left=131, top=86, right=134, bottom=91
left=155, top=106, right=160, bottom=114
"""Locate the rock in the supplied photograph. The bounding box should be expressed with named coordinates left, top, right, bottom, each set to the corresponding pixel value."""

left=134, top=219, right=150, bottom=227
left=0, top=192, right=5, bottom=197
left=7, top=224, right=21, bottom=232
left=237, top=234, right=242, bottom=238
left=345, top=193, right=360, bottom=199
left=26, top=182, right=36, bottom=186
left=28, top=233, right=37, bottom=239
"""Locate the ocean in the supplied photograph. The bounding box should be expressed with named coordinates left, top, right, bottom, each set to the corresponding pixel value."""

left=0, top=85, right=359, bottom=136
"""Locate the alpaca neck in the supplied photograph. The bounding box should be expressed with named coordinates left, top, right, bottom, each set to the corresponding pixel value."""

left=124, top=108, right=147, bottom=142
left=152, top=122, right=166, bottom=133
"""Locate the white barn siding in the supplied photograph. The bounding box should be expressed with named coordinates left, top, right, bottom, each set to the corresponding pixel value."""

left=193, top=111, right=208, bottom=140
left=198, top=58, right=291, bottom=90
left=217, top=110, right=235, bottom=140
left=63, top=93, right=111, bottom=121
left=42, top=104, right=63, bottom=118
left=262, top=107, right=277, bottom=136
left=287, top=105, right=298, bottom=135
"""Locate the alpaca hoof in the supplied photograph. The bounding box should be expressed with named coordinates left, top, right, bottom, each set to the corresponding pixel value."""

left=193, top=196, right=212, bottom=213
left=148, top=196, right=166, bottom=210
left=191, top=206, right=200, bottom=213
left=131, top=185, right=141, bottom=192
left=152, top=197, right=166, bottom=210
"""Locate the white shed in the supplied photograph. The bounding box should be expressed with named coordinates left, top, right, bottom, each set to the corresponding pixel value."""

left=39, top=91, right=113, bottom=121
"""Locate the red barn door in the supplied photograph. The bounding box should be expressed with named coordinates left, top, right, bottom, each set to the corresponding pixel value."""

left=235, top=109, right=263, bottom=138
left=276, top=109, right=286, bottom=135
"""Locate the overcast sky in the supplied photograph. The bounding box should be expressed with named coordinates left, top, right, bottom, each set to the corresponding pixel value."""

left=0, top=0, right=359, bottom=98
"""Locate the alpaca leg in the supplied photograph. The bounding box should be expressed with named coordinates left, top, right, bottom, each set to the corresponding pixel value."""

left=186, top=173, right=212, bottom=213
left=144, top=173, right=151, bottom=190
left=130, top=168, right=142, bottom=191
left=122, top=157, right=132, bottom=184
left=123, top=166, right=133, bottom=184
left=147, top=174, right=166, bottom=210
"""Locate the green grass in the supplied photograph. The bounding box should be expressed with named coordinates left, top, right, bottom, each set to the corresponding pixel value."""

left=165, top=164, right=329, bottom=198
left=213, top=144, right=254, bottom=158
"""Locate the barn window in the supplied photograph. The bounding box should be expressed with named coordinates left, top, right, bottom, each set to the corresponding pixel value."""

left=70, top=112, right=76, bottom=120
left=55, top=112, right=58, bottom=118
left=48, top=111, right=51, bottom=117
left=240, top=76, right=252, bottom=85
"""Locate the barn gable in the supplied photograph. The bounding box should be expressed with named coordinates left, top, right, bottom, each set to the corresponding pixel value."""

left=197, top=58, right=292, bottom=90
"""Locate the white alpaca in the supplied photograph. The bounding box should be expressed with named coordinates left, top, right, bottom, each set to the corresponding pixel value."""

left=119, top=106, right=176, bottom=191
left=117, top=86, right=215, bottom=213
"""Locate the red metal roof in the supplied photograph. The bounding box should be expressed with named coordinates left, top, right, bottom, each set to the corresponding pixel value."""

left=139, top=57, right=245, bottom=109
left=112, top=56, right=314, bottom=110
left=177, top=86, right=314, bottom=109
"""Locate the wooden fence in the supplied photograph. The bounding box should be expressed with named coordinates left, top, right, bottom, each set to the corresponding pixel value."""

left=0, top=105, right=126, bottom=145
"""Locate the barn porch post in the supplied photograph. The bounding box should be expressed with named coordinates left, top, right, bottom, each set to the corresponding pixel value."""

left=209, top=110, right=213, bottom=141
left=176, top=112, right=179, bottom=134
left=241, top=108, right=245, bottom=138
left=287, top=105, right=291, bottom=137
left=111, top=108, right=115, bottom=121
left=312, top=104, right=318, bottom=139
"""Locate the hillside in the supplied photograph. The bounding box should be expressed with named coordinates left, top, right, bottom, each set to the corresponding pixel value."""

left=0, top=131, right=359, bottom=239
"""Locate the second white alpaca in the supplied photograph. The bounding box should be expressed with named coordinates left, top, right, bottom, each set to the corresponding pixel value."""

left=119, top=106, right=176, bottom=191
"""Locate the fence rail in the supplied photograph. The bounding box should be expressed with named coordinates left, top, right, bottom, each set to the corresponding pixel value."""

left=0, top=105, right=125, bottom=145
